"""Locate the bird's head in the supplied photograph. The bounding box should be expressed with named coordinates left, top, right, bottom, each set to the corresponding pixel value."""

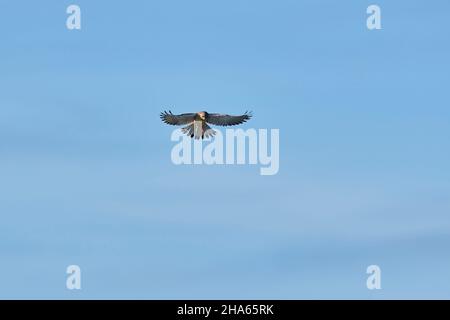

left=197, top=111, right=207, bottom=120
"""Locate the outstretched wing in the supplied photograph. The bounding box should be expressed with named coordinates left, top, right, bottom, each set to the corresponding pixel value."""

left=206, top=111, right=252, bottom=126
left=160, top=111, right=196, bottom=126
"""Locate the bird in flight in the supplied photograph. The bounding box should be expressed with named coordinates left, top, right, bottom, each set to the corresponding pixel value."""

left=160, top=110, right=252, bottom=139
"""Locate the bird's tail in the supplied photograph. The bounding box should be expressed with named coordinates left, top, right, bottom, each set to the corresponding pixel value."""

left=181, top=122, right=216, bottom=139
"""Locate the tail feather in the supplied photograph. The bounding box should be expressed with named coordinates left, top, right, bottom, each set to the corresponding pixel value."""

left=181, top=121, right=216, bottom=139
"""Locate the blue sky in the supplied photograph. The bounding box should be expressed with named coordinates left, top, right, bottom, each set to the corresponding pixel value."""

left=1, top=0, right=450, bottom=299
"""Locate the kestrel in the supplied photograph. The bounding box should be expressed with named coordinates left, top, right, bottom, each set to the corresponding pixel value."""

left=160, top=110, right=252, bottom=139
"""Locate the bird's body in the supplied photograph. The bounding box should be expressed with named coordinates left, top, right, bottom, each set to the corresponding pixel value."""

left=160, top=110, right=252, bottom=139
